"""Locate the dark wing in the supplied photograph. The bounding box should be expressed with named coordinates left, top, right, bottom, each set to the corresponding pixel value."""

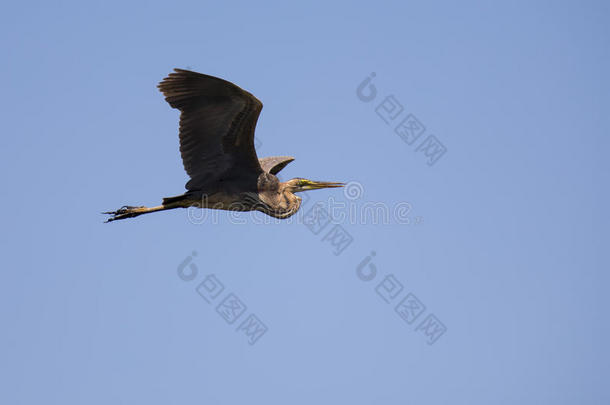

left=259, top=156, right=295, bottom=175
left=158, top=69, right=263, bottom=190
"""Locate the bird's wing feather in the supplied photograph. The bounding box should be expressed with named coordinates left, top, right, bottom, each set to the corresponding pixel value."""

left=157, top=69, right=263, bottom=190
left=259, top=156, right=295, bottom=175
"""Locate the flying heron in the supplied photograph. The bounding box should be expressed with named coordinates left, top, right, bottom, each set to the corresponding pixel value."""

left=104, top=68, right=343, bottom=223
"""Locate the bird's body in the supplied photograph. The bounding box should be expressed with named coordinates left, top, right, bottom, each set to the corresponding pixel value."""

left=104, top=69, right=342, bottom=222
left=162, top=172, right=302, bottom=218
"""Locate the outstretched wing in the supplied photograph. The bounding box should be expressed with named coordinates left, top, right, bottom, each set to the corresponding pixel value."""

left=158, top=69, right=263, bottom=190
left=259, top=156, right=295, bottom=175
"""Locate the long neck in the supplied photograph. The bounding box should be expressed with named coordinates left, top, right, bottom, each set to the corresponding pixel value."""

left=261, top=191, right=301, bottom=219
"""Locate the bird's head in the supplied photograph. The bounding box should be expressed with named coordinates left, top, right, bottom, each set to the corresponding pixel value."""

left=284, top=178, right=345, bottom=193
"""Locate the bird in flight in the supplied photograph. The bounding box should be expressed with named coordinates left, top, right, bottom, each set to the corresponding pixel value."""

left=104, top=69, right=343, bottom=223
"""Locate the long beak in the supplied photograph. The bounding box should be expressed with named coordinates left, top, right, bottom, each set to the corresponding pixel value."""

left=298, top=180, right=345, bottom=191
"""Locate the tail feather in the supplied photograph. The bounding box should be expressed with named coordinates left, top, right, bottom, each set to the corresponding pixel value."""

left=162, top=194, right=188, bottom=205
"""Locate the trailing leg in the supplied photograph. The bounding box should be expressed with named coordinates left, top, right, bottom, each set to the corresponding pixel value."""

left=103, top=203, right=180, bottom=222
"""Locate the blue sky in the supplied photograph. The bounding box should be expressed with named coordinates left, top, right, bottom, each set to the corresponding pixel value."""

left=1, top=1, right=608, bottom=404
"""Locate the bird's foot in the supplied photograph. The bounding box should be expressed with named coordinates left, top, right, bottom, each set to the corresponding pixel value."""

left=102, top=206, right=145, bottom=222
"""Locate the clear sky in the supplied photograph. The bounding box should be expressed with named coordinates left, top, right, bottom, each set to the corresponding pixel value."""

left=1, top=1, right=608, bottom=404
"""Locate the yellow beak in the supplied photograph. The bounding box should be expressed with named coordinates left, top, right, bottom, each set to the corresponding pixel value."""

left=297, top=180, right=345, bottom=191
